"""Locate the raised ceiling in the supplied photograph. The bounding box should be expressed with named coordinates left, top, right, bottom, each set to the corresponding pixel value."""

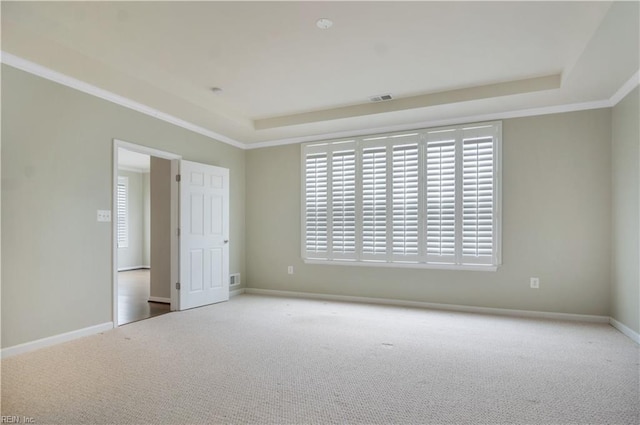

left=2, top=1, right=639, bottom=147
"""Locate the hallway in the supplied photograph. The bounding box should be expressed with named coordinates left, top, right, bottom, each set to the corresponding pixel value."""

left=118, top=269, right=170, bottom=325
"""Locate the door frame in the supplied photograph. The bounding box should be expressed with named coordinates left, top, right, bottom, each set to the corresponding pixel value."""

left=112, top=139, right=181, bottom=326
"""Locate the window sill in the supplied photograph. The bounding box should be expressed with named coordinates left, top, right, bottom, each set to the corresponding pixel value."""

left=303, top=259, right=498, bottom=272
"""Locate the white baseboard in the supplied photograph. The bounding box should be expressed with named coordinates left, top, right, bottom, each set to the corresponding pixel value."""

left=230, top=288, right=245, bottom=298
left=244, top=288, right=610, bottom=324
left=1, top=322, right=114, bottom=359
left=2, top=293, right=631, bottom=360
left=610, top=317, right=640, bottom=344
left=148, top=296, right=170, bottom=304
left=117, top=265, right=150, bottom=272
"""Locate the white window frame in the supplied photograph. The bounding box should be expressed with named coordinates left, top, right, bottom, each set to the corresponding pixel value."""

left=301, top=121, right=502, bottom=271
left=117, top=176, right=129, bottom=249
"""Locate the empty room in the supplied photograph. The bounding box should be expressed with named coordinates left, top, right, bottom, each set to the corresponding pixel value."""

left=1, top=1, right=638, bottom=424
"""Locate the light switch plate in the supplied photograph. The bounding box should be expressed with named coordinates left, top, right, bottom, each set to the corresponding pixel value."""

left=97, top=210, right=111, bottom=222
left=530, top=277, right=540, bottom=289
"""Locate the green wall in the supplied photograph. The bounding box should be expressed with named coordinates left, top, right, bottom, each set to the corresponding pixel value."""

left=1, top=65, right=246, bottom=348
left=611, top=87, right=640, bottom=334
left=246, top=109, right=613, bottom=316
left=3, top=62, right=638, bottom=350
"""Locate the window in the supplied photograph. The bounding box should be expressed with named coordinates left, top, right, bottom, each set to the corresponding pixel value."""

left=117, top=176, right=129, bottom=248
left=302, top=122, right=501, bottom=270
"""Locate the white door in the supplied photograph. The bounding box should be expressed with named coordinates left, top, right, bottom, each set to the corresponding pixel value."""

left=179, top=160, right=229, bottom=310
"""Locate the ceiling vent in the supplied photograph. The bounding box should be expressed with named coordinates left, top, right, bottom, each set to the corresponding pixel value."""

left=369, top=94, right=393, bottom=102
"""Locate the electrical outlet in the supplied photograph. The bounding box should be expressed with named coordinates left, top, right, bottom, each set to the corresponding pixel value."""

left=97, top=210, right=111, bottom=222
left=530, top=277, right=540, bottom=289
left=287, top=266, right=294, bottom=275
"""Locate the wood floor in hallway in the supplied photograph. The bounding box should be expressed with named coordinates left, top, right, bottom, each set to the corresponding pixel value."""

left=118, top=269, right=170, bottom=325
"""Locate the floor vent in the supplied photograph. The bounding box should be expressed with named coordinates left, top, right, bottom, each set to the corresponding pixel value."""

left=230, top=273, right=241, bottom=286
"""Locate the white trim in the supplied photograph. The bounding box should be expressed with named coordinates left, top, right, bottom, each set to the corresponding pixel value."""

left=609, top=70, right=640, bottom=106
left=117, top=265, right=150, bottom=272
left=0, top=52, right=244, bottom=149
left=303, top=259, right=497, bottom=272
left=148, top=296, right=171, bottom=304
left=0, top=302, right=631, bottom=359
left=2, top=51, right=637, bottom=150
left=118, top=165, right=150, bottom=173
left=230, top=288, right=245, bottom=298
left=169, top=158, right=180, bottom=312
left=113, top=147, right=118, bottom=325
left=244, top=288, right=610, bottom=323
left=115, top=139, right=182, bottom=161
left=1, top=322, right=113, bottom=359
left=609, top=317, right=640, bottom=344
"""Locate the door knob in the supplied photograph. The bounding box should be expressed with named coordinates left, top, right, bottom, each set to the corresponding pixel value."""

left=224, top=240, right=229, bottom=244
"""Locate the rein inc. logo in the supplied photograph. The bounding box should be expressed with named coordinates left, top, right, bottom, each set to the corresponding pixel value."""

left=1, top=417, right=34, bottom=424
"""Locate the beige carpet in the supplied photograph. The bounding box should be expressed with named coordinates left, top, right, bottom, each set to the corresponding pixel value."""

left=1, top=294, right=638, bottom=424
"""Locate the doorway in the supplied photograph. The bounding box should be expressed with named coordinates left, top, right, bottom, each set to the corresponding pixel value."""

left=113, top=140, right=181, bottom=326
left=118, top=269, right=168, bottom=324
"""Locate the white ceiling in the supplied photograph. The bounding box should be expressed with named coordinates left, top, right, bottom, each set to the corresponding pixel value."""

left=2, top=1, right=638, bottom=147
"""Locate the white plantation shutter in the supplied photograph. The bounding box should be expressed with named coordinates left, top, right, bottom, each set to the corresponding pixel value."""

left=462, top=133, right=496, bottom=264
left=117, top=176, right=129, bottom=248
left=362, top=145, right=388, bottom=258
left=301, top=122, right=500, bottom=269
left=392, top=143, right=419, bottom=259
left=304, top=151, right=328, bottom=257
left=425, top=131, right=457, bottom=263
left=331, top=148, right=356, bottom=258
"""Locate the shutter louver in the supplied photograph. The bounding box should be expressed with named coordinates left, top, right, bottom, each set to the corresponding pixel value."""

left=305, top=153, right=328, bottom=256
left=462, top=137, right=494, bottom=262
left=392, top=144, right=419, bottom=258
left=331, top=150, right=356, bottom=256
left=426, top=139, right=456, bottom=261
left=117, top=179, right=128, bottom=248
left=362, top=147, right=387, bottom=257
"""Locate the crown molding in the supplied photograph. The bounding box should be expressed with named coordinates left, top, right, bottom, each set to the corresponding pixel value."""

left=609, top=69, right=640, bottom=106
left=3, top=51, right=637, bottom=151
left=0, top=51, right=245, bottom=149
